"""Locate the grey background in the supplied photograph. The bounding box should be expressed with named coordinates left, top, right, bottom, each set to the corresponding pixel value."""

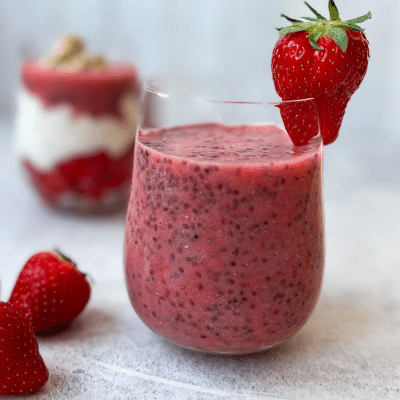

left=0, top=0, right=397, bottom=145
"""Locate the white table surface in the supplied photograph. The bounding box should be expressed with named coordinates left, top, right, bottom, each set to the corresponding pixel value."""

left=1, top=118, right=400, bottom=400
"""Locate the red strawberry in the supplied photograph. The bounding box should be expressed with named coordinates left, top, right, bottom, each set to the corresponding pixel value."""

left=9, top=251, right=91, bottom=334
left=0, top=302, right=49, bottom=396
left=271, top=0, right=371, bottom=145
left=275, top=98, right=319, bottom=146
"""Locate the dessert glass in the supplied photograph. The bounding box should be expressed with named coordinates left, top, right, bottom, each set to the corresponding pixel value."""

left=14, top=36, right=141, bottom=214
left=124, top=80, right=325, bottom=354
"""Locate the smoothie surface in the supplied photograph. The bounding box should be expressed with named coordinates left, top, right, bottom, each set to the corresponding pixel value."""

left=138, top=123, right=321, bottom=164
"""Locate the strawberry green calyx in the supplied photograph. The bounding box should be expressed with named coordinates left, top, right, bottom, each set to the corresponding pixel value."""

left=55, top=248, right=76, bottom=266
left=278, top=0, right=372, bottom=52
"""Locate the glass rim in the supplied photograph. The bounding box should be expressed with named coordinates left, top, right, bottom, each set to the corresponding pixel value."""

left=143, top=78, right=317, bottom=107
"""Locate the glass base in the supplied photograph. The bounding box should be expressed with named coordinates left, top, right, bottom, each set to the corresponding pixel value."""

left=160, top=336, right=287, bottom=356
left=35, top=186, right=130, bottom=215
left=135, top=311, right=291, bottom=356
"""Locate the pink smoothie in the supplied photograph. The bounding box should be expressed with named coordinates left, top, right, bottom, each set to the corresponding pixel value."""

left=124, top=122, right=324, bottom=353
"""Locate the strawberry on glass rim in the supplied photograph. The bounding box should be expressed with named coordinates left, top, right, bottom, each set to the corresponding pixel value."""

left=271, top=0, right=371, bottom=145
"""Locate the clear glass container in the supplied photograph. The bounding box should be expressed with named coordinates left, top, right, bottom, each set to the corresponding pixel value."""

left=124, top=79, right=325, bottom=354
left=14, top=36, right=141, bottom=214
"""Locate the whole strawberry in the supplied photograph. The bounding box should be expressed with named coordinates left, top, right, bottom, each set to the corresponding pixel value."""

left=9, top=251, right=91, bottom=334
left=0, top=302, right=49, bottom=395
left=271, top=0, right=371, bottom=145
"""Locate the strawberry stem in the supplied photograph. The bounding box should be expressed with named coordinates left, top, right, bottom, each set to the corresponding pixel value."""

left=277, top=1, right=371, bottom=52
left=54, top=248, right=76, bottom=267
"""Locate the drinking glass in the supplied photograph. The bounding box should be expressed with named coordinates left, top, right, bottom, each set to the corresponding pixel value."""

left=124, top=79, right=324, bottom=354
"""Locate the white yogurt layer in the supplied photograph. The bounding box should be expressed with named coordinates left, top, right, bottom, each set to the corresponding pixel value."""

left=14, top=89, right=140, bottom=170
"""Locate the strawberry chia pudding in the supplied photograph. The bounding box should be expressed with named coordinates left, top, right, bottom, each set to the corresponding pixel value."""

left=14, top=36, right=141, bottom=213
left=124, top=122, right=324, bottom=354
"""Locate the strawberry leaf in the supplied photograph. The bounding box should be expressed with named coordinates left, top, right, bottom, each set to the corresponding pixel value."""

left=328, top=0, right=341, bottom=21
left=309, top=30, right=324, bottom=50
left=55, top=248, right=76, bottom=266
left=304, top=2, right=326, bottom=20
left=278, top=26, right=307, bottom=36
left=302, top=17, right=322, bottom=22
left=344, top=23, right=365, bottom=33
left=347, top=11, right=372, bottom=24
left=281, top=13, right=303, bottom=24
left=327, top=27, right=348, bottom=52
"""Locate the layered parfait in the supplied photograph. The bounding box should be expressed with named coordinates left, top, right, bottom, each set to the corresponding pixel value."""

left=14, top=35, right=141, bottom=213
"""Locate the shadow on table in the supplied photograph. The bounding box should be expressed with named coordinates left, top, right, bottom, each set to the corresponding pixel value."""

left=30, top=295, right=378, bottom=399
left=36, top=293, right=376, bottom=370
left=37, top=307, right=117, bottom=342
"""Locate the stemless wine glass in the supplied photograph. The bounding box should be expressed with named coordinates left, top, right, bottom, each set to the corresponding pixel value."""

left=124, top=78, right=325, bottom=354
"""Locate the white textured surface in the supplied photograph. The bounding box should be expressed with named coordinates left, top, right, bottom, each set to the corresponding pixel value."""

left=1, top=118, right=400, bottom=399
left=14, top=90, right=139, bottom=170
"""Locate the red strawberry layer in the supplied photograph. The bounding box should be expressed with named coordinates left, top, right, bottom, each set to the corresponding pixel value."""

left=21, top=60, right=141, bottom=119
left=22, top=145, right=134, bottom=210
